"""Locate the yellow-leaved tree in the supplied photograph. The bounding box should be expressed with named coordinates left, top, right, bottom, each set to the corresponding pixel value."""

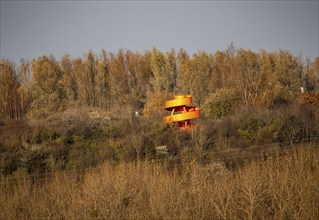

left=30, top=56, right=66, bottom=117
left=0, top=60, right=24, bottom=119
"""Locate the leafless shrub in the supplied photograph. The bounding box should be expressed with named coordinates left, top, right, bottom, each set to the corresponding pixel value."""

left=1, top=146, right=318, bottom=219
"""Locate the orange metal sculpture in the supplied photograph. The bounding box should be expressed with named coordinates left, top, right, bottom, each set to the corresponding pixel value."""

left=163, top=95, right=200, bottom=129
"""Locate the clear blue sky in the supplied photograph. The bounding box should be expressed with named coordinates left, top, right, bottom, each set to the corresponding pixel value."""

left=1, top=1, right=318, bottom=64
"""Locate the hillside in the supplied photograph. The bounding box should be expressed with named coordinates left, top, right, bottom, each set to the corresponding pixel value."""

left=1, top=47, right=319, bottom=218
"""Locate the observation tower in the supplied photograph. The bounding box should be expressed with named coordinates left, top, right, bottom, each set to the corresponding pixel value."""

left=163, top=95, right=200, bottom=129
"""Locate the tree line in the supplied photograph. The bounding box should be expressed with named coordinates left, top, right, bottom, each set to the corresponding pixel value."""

left=1, top=45, right=319, bottom=120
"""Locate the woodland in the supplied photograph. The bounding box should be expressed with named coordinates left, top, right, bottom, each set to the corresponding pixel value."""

left=1, top=46, right=319, bottom=219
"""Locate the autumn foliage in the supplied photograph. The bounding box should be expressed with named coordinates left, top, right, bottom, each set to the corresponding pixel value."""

left=1, top=147, right=318, bottom=219
left=1, top=47, right=318, bottom=120
left=1, top=46, right=319, bottom=218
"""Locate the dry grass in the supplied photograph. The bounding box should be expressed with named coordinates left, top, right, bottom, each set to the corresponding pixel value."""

left=1, top=146, right=318, bottom=219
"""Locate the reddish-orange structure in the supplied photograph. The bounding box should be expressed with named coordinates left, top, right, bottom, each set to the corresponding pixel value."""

left=163, top=95, right=200, bottom=129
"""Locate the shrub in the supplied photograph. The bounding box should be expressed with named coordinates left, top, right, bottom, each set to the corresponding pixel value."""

left=1, top=147, right=318, bottom=219
left=202, top=88, right=239, bottom=119
left=238, top=112, right=266, bottom=145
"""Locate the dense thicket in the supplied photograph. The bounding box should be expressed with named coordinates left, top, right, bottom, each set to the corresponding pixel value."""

left=1, top=148, right=318, bottom=219
left=1, top=46, right=318, bottom=119
left=1, top=46, right=319, bottom=175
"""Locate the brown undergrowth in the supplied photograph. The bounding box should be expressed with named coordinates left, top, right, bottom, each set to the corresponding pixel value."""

left=1, top=146, right=318, bottom=219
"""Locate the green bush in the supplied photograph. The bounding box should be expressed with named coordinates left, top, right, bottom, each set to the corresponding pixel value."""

left=237, top=111, right=266, bottom=144
left=202, top=88, right=239, bottom=119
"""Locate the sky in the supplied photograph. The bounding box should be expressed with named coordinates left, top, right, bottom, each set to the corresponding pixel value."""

left=1, top=1, right=318, bottom=64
